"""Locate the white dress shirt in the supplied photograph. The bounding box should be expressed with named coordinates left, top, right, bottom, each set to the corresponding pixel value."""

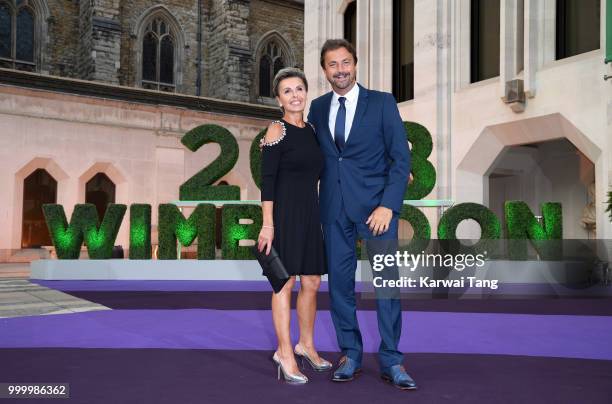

left=328, top=83, right=360, bottom=142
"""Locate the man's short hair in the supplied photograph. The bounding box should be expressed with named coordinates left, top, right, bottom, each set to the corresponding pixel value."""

left=320, top=39, right=358, bottom=68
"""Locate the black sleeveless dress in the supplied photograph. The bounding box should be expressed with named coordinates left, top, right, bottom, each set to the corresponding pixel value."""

left=260, top=119, right=327, bottom=276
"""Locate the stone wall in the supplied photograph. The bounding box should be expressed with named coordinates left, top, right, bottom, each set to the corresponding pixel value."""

left=46, top=1, right=80, bottom=78
left=118, top=0, right=199, bottom=93
left=248, top=0, right=304, bottom=102
left=76, top=0, right=94, bottom=80
left=205, top=0, right=252, bottom=101
left=90, top=0, right=122, bottom=84
left=0, top=83, right=271, bottom=251
left=32, top=0, right=303, bottom=103
left=249, top=0, right=303, bottom=68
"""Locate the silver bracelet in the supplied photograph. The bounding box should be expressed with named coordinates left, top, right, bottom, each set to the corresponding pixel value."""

left=262, top=225, right=274, bottom=229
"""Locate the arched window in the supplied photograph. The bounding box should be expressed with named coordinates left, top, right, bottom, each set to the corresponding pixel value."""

left=141, top=17, right=175, bottom=91
left=22, top=169, right=56, bottom=247
left=86, top=173, right=116, bottom=220
left=0, top=0, right=36, bottom=71
left=258, top=41, right=285, bottom=98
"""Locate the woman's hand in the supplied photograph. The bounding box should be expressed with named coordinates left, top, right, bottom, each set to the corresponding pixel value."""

left=258, top=226, right=274, bottom=255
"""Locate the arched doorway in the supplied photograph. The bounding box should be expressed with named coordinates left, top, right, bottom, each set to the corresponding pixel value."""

left=21, top=168, right=56, bottom=247
left=86, top=173, right=116, bottom=220
left=455, top=113, right=601, bottom=239
left=487, top=138, right=595, bottom=238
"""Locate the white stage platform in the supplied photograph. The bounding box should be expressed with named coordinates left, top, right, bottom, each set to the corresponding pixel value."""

left=30, top=259, right=336, bottom=281
left=29, top=259, right=593, bottom=285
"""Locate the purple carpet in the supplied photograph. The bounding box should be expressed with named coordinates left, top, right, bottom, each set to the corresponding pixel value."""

left=61, top=290, right=612, bottom=315
left=0, top=349, right=610, bottom=404
left=6, top=279, right=610, bottom=402
left=1, top=309, right=611, bottom=360
left=32, top=279, right=612, bottom=297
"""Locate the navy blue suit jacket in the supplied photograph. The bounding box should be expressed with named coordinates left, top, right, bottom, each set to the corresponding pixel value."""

left=308, top=84, right=411, bottom=225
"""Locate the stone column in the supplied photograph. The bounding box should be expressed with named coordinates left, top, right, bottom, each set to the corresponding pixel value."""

left=355, top=0, right=370, bottom=88
left=500, top=0, right=522, bottom=89
left=369, top=0, right=393, bottom=92
left=207, top=0, right=252, bottom=102
left=77, top=0, right=121, bottom=84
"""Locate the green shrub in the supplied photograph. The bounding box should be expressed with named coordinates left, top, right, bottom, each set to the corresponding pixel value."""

left=403, top=122, right=436, bottom=200
left=221, top=204, right=262, bottom=259
left=129, top=204, right=151, bottom=259
left=438, top=203, right=501, bottom=254
left=158, top=203, right=216, bottom=259
left=249, top=128, right=267, bottom=190
left=399, top=204, right=431, bottom=253
left=504, top=201, right=563, bottom=260
left=180, top=124, right=240, bottom=200
left=43, top=203, right=126, bottom=259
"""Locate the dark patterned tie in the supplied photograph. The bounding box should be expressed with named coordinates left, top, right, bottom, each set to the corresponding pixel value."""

left=334, top=96, right=346, bottom=152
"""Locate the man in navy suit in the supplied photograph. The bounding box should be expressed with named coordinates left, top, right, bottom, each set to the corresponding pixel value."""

left=307, top=39, right=416, bottom=390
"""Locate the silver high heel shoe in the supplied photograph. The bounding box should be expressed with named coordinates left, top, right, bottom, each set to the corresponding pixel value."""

left=294, top=344, right=332, bottom=372
left=272, top=352, right=309, bottom=384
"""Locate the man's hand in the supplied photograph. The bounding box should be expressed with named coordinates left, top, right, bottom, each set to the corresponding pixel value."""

left=366, top=206, right=393, bottom=236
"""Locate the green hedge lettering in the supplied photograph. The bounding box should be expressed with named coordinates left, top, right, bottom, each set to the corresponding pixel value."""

left=43, top=203, right=126, bottom=259
left=158, top=203, right=216, bottom=259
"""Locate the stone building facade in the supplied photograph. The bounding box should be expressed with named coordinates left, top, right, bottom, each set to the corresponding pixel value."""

left=0, top=71, right=279, bottom=258
left=0, top=0, right=302, bottom=259
left=3, top=0, right=304, bottom=103
left=305, top=0, right=611, bottom=239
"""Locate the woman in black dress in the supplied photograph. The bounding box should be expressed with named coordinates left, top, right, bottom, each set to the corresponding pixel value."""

left=257, top=68, right=330, bottom=384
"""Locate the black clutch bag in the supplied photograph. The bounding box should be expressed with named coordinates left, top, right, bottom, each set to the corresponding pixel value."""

left=251, top=245, right=290, bottom=293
